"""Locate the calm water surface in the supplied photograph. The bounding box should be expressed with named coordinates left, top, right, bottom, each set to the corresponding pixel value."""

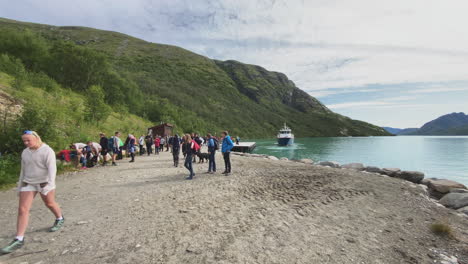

left=250, top=136, right=468, bottom=185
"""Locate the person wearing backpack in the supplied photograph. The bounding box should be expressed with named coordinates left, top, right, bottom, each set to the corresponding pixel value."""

left=183, top=134, right=199, bottom=180
left=99, top=133, right=109, bottom=166
left=206, top=133, right=217, bottom=174
left=221, top=131, right=234, bottom=175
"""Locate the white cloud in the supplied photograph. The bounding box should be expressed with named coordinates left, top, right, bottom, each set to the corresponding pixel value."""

left=2, top=0, right=468, bottom=127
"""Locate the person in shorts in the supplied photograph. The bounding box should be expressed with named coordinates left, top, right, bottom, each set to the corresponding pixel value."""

left=0, top=131, right=64, bottom=255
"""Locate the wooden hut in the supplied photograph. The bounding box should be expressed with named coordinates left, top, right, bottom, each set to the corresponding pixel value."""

left=148, top=123, right=173, bottom=137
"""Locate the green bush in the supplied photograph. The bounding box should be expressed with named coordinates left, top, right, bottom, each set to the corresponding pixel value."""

left=0, top=154, right=20, bottom=187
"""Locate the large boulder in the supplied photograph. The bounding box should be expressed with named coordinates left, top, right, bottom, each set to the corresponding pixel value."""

left=319, top=161, right=340, bottom=168
left=365, top=166, right=383, bottom=174
left=394, top=171, right=425, bottom=184
left=342, top=163, right=365, bottom=171
left=428, top=179, right=466, bottom=194
left=381, top=168, right=401, bottom=177
left=439, top=193, right=468, bottom=209
left=450, top=188, right=468, bottom=194
left=268, top=156, right=279, bottom=161
left=299, top=159, right=314, bottom=164
left=457, top=206, right=468, bottom=216
left=420, top=178, right=438, bottom=186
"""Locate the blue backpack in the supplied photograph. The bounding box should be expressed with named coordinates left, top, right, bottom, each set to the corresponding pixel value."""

left=108, top=137, right=114, bottom=149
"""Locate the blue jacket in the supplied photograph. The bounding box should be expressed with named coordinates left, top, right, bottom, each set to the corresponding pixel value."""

left=221, top=135, right=234, bottom=153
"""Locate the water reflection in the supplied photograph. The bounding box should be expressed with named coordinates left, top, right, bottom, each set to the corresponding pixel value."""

left=251, top=136, right=468, bottom=185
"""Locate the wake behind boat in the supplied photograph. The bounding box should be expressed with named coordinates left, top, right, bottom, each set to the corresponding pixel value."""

left=277, top=123, right=294, bottom=146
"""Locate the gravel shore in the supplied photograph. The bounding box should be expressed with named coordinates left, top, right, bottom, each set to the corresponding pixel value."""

left=1, top=149, right=467, bottom=264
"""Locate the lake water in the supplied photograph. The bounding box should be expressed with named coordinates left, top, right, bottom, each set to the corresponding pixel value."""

left=250, top=136, right=468, bottom=185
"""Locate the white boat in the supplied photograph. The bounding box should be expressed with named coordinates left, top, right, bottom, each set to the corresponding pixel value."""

left=277, top=123, right=294, bottom=146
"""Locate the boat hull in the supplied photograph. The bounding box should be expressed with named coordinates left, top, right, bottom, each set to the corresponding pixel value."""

left=277, top=137, right=294, bottom=146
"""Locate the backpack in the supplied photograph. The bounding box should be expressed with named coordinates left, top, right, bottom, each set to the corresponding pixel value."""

left=191, top=141, right=200, bottom=152
left=212, top=138, right=219, bottom=151
left=108, top=137, right=114, bottom=149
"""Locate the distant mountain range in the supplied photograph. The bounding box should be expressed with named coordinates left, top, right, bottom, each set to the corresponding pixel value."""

left=383, top=112, right=468, bottom=135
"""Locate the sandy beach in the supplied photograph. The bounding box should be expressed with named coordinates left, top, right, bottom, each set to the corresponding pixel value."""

left=0, top=149, right=467, bottom=264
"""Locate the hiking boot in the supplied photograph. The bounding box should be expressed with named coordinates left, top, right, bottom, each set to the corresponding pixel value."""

left=0, top=239, right=24, bottom=254
left=50, top=217, right=65, bottom=232
left=186, top=176, right=193, bottom=180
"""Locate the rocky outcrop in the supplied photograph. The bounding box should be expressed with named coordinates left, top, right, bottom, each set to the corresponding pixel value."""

left=342, top=163, right=365, bottom=171
left=457, top=206, right=468, bottom=215
left=439, top=193, right=468, bottom=209
left=365, top=166, right=383, bottom=174
left=299, top=159, right=314, bottom=164
left=428, top=179, right=466, bottom=194
left=381, top=168, right=401, bottom=177
left=319, top=161, right=340, bottom=168
left=450, top=188, right=468, bottom=193
left=268, top=156, right=279, bottom=161
left=394, top=171, right=424, bottom=184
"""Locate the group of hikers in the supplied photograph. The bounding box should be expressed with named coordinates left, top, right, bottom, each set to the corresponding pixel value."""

left=0, top=129, right=236, bottom=254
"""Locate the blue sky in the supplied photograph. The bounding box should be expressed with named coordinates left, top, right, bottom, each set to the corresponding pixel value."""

left=1, top=0, right=468, bottom=128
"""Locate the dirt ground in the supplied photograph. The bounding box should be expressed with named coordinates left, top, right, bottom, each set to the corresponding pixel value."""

left=0, top=149, right=467, bottom=264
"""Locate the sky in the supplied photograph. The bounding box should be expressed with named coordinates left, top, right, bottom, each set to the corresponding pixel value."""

left=1, top=0, right=468, bottom=128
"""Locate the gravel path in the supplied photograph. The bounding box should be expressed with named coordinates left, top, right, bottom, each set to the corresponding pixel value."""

left=0, top=150, right=467, bottom=264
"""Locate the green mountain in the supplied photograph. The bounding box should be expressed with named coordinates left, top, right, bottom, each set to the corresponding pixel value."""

left=0, top=17, right=389, bottom=138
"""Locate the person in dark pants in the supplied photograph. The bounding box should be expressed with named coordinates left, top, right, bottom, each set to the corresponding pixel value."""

left=99, top=133, right=109, bottom=165
left=183, top=134, right=197, bottom=180
left=145, top=135, right=153, bottom=156
left=138, top=135, right=145, bottom=156
left=171, top=134, right=181, bottom=167
left=221, top=131, right=234, bottom=175
left=207, top=133, right=217, bottom=174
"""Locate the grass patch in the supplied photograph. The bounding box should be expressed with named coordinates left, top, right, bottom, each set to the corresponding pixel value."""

left=430, top=221, right=454, bottom=238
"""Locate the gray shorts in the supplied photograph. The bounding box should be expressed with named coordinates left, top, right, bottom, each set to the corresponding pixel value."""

left=20, top=182, right=55, bottom=195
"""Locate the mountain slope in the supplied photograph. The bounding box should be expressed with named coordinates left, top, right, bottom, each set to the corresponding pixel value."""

left=415, top=112, right=468, bottom=135
left=382, top=127, right=418, bottom=135
left=0, top=17, right=390, bottom=137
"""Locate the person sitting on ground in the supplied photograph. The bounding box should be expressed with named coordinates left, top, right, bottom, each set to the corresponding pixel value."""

left=0, top=131, right=64, bottom=255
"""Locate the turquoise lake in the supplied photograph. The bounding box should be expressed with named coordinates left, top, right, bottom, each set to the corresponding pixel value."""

left=250, top=136, right=468, bottom=185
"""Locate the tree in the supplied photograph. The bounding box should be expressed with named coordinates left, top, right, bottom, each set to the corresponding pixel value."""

left=85, top=85, right=111, bottom=122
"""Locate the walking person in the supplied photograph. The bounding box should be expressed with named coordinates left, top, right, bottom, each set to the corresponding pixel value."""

left=207, top=133, right=217, bottom=174
left=160, top=136, right=165, bottom=152
left=154, top=136, right=160, bottom=155
left=221, top=131, right=234, bottom=175
left=171, top=134, right=181, bottom=167
left=111, top=131, right=121, bottom=165
left=145, top=135, right=153, bottom=156
left=127, top=134, right=136, bottom=162
left=138, top=135, right=145, bottom=156
left=1, top=131, right=64, bottom=254
left=99, top=133, right=109, bottom=166
left=183, top=134, right=200, bottom=180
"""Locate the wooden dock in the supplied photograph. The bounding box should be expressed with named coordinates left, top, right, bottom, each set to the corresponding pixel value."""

left=231, top=142, right=257, bottom=153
